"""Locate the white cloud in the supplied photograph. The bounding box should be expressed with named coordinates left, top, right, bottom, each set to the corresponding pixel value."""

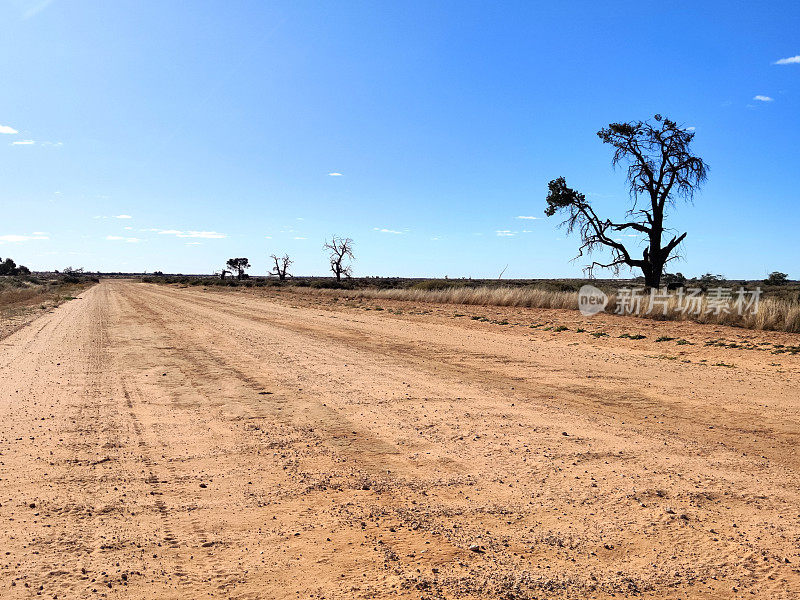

left=12, top=140, right=35, bottom=145
left=373, top=227, right=403, bottom=234
left=186, top=242, right=202, bottom=246
left=753, top=95, right=773, bottom=102
left=32, top=231, right=48, bottom=235
left=157, top=229, right=226, bottom=239
left=0, top=125, right=18, bottom=134
left=0, top=233, right=49, bottom=243
left=496, top=230, right=516, bottom=237
left=328, top=172, right=343, bottom=176
left=293, top=236, right=307, bottom=240
left=114, top=214, right=133, bottom=219
left=685, top=126, right=696, bottom=131
left=774, top=55, right=800, bottom=65
left=515, top=216, right=539, bottom=220
left=264, top=236, right=272, bottom=239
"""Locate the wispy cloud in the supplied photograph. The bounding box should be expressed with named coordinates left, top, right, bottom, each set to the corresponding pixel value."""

left=114, top=214, right=132, bottom=219
left=106, top=235, right=141, bottom=243
left=496, top=230, right=516, bottom=237
left=293, top=236, right=307, bottom=240
left=0, top=233, right=49, bottom=243
left=753, top=95, right=773, bottom=102
left=8, top=139, right=62, bottom=147
left=0, top=125, right=18, bottom=134
left=373, top=227, right=403, bottom=234
left=774, top=55, right=800, bottom=65
left=157, top=229, right=226, bottom=239
left=515, top=216, right=539, bottom=220
left=186, top=242, right=202, bottom=246
left=22, top=0, right=55, bottom=19
left=328, top=172, right=343, bottom=177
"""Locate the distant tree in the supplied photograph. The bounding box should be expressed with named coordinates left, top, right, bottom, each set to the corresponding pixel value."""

left=269, top=253, right=293, bottom=281
left=324, top=236, right=355, bottom=281
left=0, top=257, right=30, bottom=276
left=59, top=266, right=85, bottom=283
left=0, top=257, right=17, bottom=276
left=764, top=271, right=789, bottom=286
left=225, top=258, right=250, bottom=280
left=698, top=272, right=725, bottom=287
left=545, top=114, right=708, bottom=288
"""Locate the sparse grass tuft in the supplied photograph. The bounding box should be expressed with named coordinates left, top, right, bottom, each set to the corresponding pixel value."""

left=619, top=333, right=646, bottom=340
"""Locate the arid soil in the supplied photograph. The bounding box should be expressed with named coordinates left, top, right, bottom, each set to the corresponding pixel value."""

left=1, top=280, right=799, bottom=599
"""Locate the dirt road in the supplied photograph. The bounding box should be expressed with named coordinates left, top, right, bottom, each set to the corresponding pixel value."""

left=2, top=280, right=799, bottom=599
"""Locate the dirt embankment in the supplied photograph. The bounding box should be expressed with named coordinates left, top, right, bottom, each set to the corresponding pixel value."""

left=0, top=280, right=798, bottom=599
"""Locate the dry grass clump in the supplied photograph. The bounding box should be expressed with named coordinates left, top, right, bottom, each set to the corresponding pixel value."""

left=0, top=279, right=46, bottom=308
left=0, top=277, right=94, bottom=311
left=323, top=286, right=800, bottom=333
left=343, top=286, right=577, bottom=310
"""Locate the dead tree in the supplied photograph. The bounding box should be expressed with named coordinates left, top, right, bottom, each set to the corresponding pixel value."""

left=324, top=236, right=354, bottom=281
left=544, top=114, right=708, bottom=288
left=269, top=253, right=293, bottom=281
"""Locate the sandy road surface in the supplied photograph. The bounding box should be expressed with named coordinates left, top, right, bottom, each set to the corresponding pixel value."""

left=1, top=280, right=800, bottom=599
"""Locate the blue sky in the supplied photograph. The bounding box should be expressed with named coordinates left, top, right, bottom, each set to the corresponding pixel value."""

left=1, top=0, right=798, bottom=278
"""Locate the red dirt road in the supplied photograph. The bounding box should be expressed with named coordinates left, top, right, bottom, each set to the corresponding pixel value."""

left=1, top=280, right=799, bottom=599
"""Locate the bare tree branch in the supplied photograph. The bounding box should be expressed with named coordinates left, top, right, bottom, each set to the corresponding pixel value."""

left=545, top=114, right=708, bottom=287
left=323, top=236, right=354, bottom=281
left=269, top=253, right=293, bottom=281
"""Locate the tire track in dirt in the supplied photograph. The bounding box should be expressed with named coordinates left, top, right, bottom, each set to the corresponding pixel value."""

left=137, top=283, right=800, bottom=473
left=5, top=280, right=800, bottom=599
left=120, top=282, right=800, bottom=598
left=109, top=286, right=255, bottom=592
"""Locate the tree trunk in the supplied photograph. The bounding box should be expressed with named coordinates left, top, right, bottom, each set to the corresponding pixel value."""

left=643, top=262, right=663, bottom=289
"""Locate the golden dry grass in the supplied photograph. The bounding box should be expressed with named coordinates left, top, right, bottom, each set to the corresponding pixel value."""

left=326, top=286, right=800, bottom=333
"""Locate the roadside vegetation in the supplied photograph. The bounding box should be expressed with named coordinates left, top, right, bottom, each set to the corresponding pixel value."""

left=1, top=264, right=99, bottom=324
left=139, top=274, right=800, bottom=333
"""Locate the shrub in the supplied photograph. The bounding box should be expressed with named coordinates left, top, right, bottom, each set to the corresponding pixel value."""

left=764, top=272, right=789, bottom=286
